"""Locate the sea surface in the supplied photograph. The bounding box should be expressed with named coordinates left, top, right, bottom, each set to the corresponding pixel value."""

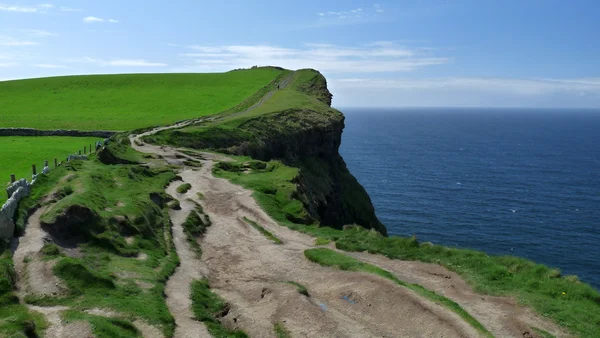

left=339, top=108, right=600, bottom=289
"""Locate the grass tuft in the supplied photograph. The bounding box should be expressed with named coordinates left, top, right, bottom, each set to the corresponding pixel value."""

left=191, top=279, right=249, bottom=338
left=62, top=310, right=141, bottom=338
left=287, top=281, right=309, bottom=297
left=181, top=209, right=211, bottom=258
left=176, top=183, right=192, bottom=194
left=314, top=237, right=331, bottom=246
left=243, top=217, right=282, bottom=244
left=274, top=321, right=292, bottom=338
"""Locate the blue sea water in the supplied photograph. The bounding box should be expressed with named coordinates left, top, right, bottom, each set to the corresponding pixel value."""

left=339, top=108, right=600, bottom=289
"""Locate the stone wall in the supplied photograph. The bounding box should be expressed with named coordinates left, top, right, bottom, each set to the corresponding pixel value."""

left=0, top=179, right=34, bottom=239
left=0, top=128, right=115, bottom=138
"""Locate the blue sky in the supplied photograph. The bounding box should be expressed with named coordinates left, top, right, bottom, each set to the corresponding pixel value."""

left=1, top=0, right=599, bottom=107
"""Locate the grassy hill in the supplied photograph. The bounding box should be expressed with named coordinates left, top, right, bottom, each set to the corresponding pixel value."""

left=0, top=68, right=282, bottom=131
left=0, top=136, right=102, bottom=204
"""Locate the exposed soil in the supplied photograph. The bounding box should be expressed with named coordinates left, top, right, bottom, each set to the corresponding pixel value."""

left=8, top=113, right=569, bottom=338
left=129, top=125, right=570, bottom=338
left=12, top=206, right=66, bottom=299
left=162, top=183, right=211, bottom=338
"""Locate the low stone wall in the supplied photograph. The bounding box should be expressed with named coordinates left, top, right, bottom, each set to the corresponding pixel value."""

left=0, top=179, right=34, bottom=239
left=0, top=128, right=115, bottom=138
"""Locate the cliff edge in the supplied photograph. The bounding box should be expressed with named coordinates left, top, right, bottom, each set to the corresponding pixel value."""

left=143, top=69, right=386, bottom=234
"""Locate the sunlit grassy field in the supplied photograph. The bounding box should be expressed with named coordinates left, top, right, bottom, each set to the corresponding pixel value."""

left=0, top=68, right=282, bottom=131
left=0, top=136, right=101, bottom=204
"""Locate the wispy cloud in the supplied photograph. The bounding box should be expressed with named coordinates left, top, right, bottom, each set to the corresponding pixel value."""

left=0, top=62, right=19, bottom=67
left=0, top=3, right=54, bottom=13
left=66, top=57, right=166, bottom=67
left=22, top=29, right=58, bottom=37
left=0, top=36, right=39, bottom=46
left=176, top=42, right=447, bottom=73
left=83, top=16, right=118, bottom=24
left=31, top=63, right=67, bottom=68
left=312, top=6, right=385, bottom=27
left=322, top=7, right=363, bottom=19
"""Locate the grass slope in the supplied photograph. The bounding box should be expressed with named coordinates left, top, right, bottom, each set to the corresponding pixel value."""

left=0, top=136, right=102, bottom=203
left=19, top=149, right=180, bottom=337
left=0, top=68, right=282, bottom=131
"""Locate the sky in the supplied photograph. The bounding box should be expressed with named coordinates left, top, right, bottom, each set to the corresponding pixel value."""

left=1, top=0, right=599, bottom=108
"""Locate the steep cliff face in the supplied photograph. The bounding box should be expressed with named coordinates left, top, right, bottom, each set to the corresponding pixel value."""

left=144, top=69, right=386, bottom=234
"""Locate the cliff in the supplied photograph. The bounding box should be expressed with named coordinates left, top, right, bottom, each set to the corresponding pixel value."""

left=144, top=69, right=386, bottom=234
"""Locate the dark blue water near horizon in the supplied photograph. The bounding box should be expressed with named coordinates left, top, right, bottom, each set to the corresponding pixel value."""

left=339, top=108, right=600, bottom=289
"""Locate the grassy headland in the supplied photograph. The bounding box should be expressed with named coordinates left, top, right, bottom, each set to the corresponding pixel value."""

left=0, top=68, right=282, bottom=131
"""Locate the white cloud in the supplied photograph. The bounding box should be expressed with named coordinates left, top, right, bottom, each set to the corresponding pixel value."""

left=32, top=63, right=67, bottom=68
left=22, top=29, right=58, bottom=37
left=374, top=4, right=384, bottom=13
left=0, top=62, right=19, bottom=67
left=0, top=36, right=39, bottom=46
left=0, top=4, right=39, bottom=12
left=176, top=42, right=447, bottom=73
left=0, top=3, right=54, bottom=13
left=66, top=57, right=167, bottom=67
left=60, top=6, right=82, bottom=12
left=83, top=16, right=103, bottom=23
left=83, top=16, right=118, bottom=23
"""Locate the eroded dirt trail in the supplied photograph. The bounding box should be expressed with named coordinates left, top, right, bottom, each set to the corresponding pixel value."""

left=12, top=206, right=66, bottom=299
left=130, top=127, right=569, bottom=338
left=131, top=131, right=479, bottom=338
left=163, top=181, right=211, bottom=338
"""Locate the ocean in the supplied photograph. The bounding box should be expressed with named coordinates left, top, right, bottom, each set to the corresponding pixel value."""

left=339, top=108, right=600, bottom=289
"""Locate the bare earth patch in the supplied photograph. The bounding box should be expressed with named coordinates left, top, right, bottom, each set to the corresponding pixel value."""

left=125, top=123, right=569, bottom=337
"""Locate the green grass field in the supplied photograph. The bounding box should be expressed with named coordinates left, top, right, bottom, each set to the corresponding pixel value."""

left=0, top=136, right=102, bottom=204
left=0, top=68, right=282, bottom=131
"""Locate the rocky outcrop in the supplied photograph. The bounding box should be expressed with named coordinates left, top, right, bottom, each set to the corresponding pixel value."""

left=0, top=128, right=115, bottom=138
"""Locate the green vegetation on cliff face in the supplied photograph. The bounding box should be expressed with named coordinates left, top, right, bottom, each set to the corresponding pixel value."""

left=0, top=68, right=282, bottom=131
left=144, top=69, right=386, bottom=234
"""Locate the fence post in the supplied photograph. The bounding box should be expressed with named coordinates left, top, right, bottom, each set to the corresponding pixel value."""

left=44, top=160, right=49, bottom=167
left=78, top=150, right=81, bottom=155
left=54, top=158, right=58, bottom=168
left=10, top=174, right=15, bottom=183
left=84, top=146, right=87, bottom=155
left=32, top=165, right=37, bottom=176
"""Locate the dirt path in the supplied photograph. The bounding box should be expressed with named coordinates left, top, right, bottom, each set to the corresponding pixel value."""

left=130, top=133, right=480, bottom=337
left=130, top=122, right=571, bottom=337
left=163, top=181, right=211, bottom=338
left=12, top=206, right=65, bottom=299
